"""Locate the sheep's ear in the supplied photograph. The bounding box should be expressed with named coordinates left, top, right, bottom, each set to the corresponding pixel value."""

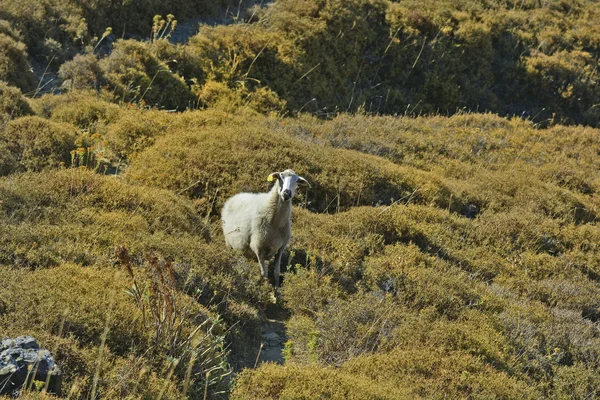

left=267, top=172, right=280, bottom=182
left=297, top=176, right=311, bottom=187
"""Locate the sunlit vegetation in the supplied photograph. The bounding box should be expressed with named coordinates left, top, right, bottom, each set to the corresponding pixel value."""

left=1, top=0, right=600, bottom=398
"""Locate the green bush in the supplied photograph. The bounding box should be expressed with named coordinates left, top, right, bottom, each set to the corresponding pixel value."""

left=524, top=49, right=600, bottom=125
left=103, top=107, right=177, bottom=160
left=7, top=0, right=600, bottom=122
left=0, top=168, right=273, bottom=305
left=0, top=1, right=87, bottom=58
left=342, top=347, right=539, bottom=399
left=126, top=114, right=473, bottom=215
left=144, top=0, right=600, bottom=123
left=553, top=363, right=600, bottom=400
left=0, top=0, right=250, bottom=66
left=285, top=292, right=405, bottom=366
left=0, top=167, right=275, bottom=397
left=4, top=93, right=600, bottom=398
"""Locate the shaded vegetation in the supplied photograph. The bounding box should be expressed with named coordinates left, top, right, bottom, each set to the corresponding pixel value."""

left=1, top=0, right=600, bottom=122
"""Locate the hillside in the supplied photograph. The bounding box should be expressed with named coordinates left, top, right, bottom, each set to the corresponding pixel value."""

left=1, top=0, right=600, bottom=124
left=1, top=0, right=600, bottom=399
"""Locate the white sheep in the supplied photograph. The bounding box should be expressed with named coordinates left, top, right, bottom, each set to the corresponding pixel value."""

left=221, top=169, right=309, bottom=289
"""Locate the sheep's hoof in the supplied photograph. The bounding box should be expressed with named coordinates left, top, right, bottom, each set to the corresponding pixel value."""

left=270, top=288, right=280, bottom=304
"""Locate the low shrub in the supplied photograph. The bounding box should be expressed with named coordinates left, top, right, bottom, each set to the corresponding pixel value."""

left=524, top=50, right=600, bottom=125
left=342, top=347, right=539, bottom=399
left=0, top=116, right=78, bottom=175
left=285, top=292, right=405, bottom=366
left=0, top=31, right=35, bottom=92
left=3, top=107, right=600, bottom=397
left=58, top=53, right=105, bottom=90
left=103, top=107, right=176, bottom=161
left=232, top=363, right=409, bottom=400
left=0, top=169, right=273, bottom=305
left=553, top=363, right=600, bottom=400
left=0, top=80, right=32, bottom=119
left=100, top=39, right=196, bottom=110
left=33, top=89, right=122, bottom=132
left=126, top=114, right=471, bottom=214
left=498, top=302, right=600, bottom=385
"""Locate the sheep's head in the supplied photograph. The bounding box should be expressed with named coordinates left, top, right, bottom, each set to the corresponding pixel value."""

left=268, top=169, right=309, bottom=202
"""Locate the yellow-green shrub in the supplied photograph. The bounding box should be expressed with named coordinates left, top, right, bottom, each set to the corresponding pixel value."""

left=0, top=169, right=272, bottom=304
left=498, top=301, right=600, bottom=385
left=32, top=89, right=121, bottom=130
left=362, top=243, right=484, bottom=319
left=0, top=31, right=35, bottom=92
left=232, top=363, right=410, bottom=400
left=281, top=268, right=342, bottom=317
left=0, top=264, right=147, bottom=352
left=183, top=24, right=296, bottom=89
left=3, top=105, right=600, bottom=398
left=103, top=107, right=177, bottom=160
left=342, top=347, right=539, bottom=399
left=159, top=0, right=600, bottom=123
left=126, top=114, right=472, bottom=215
left=101, top=39, right=196, bottom=110
left=0, top=116, right=78, bottom=175
left=11, top=0, right=600, bottom=122
left=285, top=292, right=405, bottom=366
left=524, top=49, right=600, bottom=125
left=58, top=53, right=104, bottom=90
left=0, top=0, right=247, bottom=66
left=0, top=80, right=32, bottom=119
left=553, top=363, right=600, bottom=400
left=264, top=0, right=390, bottom=112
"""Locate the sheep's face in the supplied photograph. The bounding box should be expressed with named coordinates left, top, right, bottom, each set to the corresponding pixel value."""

left=268, top=169, right=309, bottom=202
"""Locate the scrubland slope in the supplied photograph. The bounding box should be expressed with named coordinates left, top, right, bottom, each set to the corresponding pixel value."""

left=1, top=0, right=600, bottom=398
left=1, top=91, right=600, bottom=397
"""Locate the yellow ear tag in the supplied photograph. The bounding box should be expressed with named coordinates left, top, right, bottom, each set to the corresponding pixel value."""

left=267, top=175, right=274, bottom=182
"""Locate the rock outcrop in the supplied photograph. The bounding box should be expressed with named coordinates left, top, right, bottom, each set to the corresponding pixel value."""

left=0, top=336, right=62, bottom=396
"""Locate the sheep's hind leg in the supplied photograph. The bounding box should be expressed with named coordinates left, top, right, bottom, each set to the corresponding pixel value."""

left=274, top=247, right=284, bottom=288
left=272, top=248, right=284, bottom=303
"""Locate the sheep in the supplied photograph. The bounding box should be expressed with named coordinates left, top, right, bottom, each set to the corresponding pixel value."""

left=221, top=169, right=309, bottom=290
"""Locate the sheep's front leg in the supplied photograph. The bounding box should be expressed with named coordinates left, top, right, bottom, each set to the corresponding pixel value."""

left=274, top=247, right=284, bottom=288
left=256, top=252, right=268, bottom=278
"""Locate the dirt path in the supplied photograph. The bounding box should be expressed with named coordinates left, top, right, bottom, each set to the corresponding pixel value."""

left=255, top=304, right=288, bottom=365
left=257, top=319, right=286, bottom=364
